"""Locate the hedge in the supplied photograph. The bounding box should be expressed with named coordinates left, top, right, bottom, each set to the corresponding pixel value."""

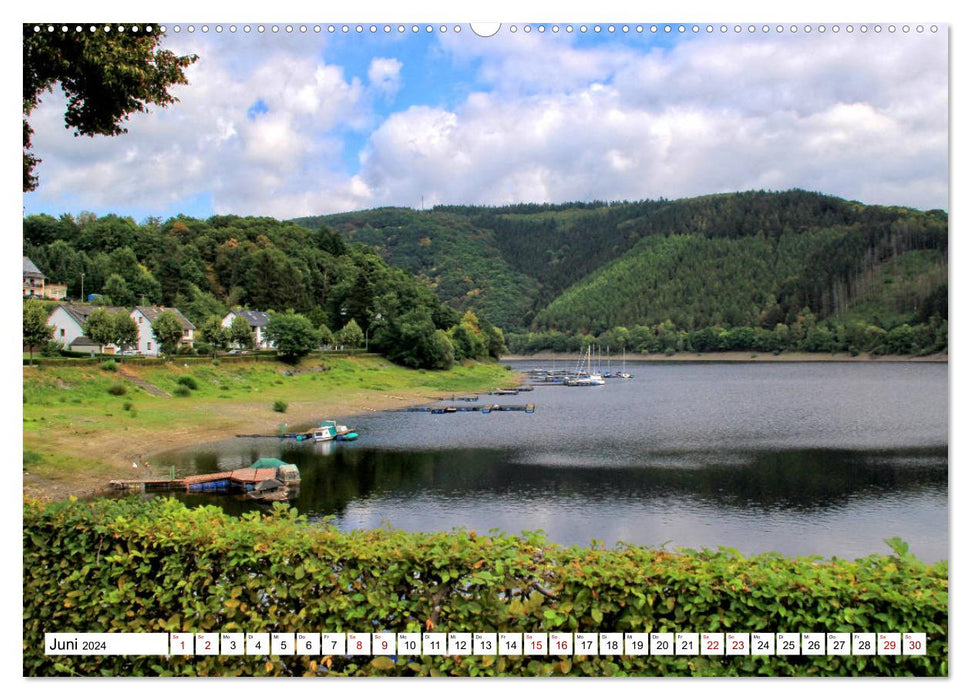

left=23, top=497, right=947, bottom=677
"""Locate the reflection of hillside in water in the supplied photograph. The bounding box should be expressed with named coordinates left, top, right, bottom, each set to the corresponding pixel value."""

left=156, top=440, right=946, bottom=521
left=150, top=362, right=947, bottom=559
left=275, top=446, right=946, bottom=518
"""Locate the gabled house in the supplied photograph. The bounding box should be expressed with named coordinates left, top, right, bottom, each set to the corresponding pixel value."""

left=222, top=309, right=273, bottom=349
left=23, top=257, right=67, bottom=300
left=47, top=303, right=129, bottom=354
left=131, top=306, right=196, bottom=356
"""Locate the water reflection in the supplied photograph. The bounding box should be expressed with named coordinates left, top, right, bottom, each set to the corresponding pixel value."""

left=152, top=361, right=947, bottom=562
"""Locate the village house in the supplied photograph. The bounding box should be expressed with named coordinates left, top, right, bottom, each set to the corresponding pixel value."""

left=131, top=306, right=196, bottom=356
left=46, top=303, right=129, bottom=355
left=23, top=256, right=67, bottom=300
left=222, top=309, right=274, bottom=349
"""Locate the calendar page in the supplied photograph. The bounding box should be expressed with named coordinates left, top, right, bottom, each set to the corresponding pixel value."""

left=20, top=1, right=950, bottom=682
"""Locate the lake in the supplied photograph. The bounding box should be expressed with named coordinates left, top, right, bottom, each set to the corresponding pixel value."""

left=154, top=361, right=949, bottom=563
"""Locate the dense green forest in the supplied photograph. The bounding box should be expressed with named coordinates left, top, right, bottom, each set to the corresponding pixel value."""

left=25, top=189, right=947, bottom=362
left=22, top=213, right=504, bottom=369
left=295, top=190, right=948, bottom=356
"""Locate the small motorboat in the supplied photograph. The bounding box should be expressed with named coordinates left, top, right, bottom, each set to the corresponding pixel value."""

left=313, top=420, right=358, bottom=442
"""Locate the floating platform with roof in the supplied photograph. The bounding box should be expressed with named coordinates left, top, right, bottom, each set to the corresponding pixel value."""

left=109, top=457, right=300, bottom=498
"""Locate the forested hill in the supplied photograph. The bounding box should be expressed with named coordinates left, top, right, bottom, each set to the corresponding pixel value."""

left=22, top=214, right=506, bottom=369
left=23, top=189, right=946, bottom=361
left=292, top=190, right=948, bottom=354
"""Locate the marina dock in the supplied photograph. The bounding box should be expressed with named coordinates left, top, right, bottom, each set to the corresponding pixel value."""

left=110, top=467, right=278, bottom=493
left=399, top=403, right=535, bottom=414
left=109, top=459, right=300, bottom=495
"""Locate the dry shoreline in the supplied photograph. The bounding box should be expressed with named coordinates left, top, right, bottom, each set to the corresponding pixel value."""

left=23, top=388, right=451, bottom=503
left=501, top=351, right=948, bottom=363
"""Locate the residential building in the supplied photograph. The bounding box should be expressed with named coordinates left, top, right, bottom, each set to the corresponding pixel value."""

left=131, top=306, right=196, bottom=356
left=222, top=309, right=273, bottom=349
left=23, top=257, right=67, bottom=300
left=47, top=303, right=128, bottom=354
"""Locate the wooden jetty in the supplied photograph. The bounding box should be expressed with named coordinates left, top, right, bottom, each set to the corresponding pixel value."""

left=110, top=467, right=276, bottom=493
left=109, top=459, right=300, bottom=497
left=400, top=403, right=535, bottom=414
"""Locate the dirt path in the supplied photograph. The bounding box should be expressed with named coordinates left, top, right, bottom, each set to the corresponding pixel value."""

left=117, top=366, right=171, bottom=397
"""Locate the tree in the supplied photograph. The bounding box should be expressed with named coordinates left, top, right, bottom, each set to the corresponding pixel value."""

left=23, top=26, right=197, bottom=191
left=103, top=273, right=135, bottom=307
left=83, top=307, right=116, bottom=352
left=318, top=323, right=334, bottom=348
left=229, top=314, right=254, bottom=349
left=23, top=300, right=53, bottom=364
left=385, top=308, right=455, bottom=369
left=151, top=310, right=184, bottom=358
left=198, top=315, right=231, bottom=358
left=112, top=311, right=139, bottom=354
left=337, top=319, right=364, bottom=349
left=483, top=323, right=507, bottom=359
left=449, top=310, right=487, bottom=360
left=265, top=312, right=320, bottom=363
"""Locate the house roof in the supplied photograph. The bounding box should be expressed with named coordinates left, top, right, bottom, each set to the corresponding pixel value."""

left=23, top=257, right=44, bottom=278
left=54, top=303, right=129, bottom=327
left=134, top=306, right=196, bottom=331
left=69, top=335, right=100, bottom=348
left=229, top=310, right=271, bottom=328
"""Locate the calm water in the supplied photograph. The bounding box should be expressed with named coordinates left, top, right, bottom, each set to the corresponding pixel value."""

left=154, top=361, right=949, bottom=562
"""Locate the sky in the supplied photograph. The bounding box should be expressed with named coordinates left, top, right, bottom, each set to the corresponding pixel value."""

left=21, top=19, right=949, bottom=222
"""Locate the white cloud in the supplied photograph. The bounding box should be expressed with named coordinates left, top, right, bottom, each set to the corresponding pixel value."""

left=367, top=57, right=403, bottom=98
left=25, top=32, right=374, bottom=218
left=357, top=31, right=947, bottom=211
left=24, top=28, right=948, bottom=218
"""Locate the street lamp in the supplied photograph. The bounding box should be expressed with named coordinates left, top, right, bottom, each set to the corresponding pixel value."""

left=80, top=272, right=85, bottom=302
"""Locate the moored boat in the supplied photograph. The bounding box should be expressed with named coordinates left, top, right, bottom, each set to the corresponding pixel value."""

left=566, top=346, right=605, bottom=386
left=313, top=420, right=358, bottom=442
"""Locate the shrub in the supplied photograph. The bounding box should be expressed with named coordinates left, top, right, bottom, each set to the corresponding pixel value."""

left=173, top=386, right=191, bottom=397
left=106, top=383, right=126, bottom=396
left=101, top=359, right=118, bottom=372
left=273, top=400, right=288, bottom=413
left=41, top=341, right=62, bottom=358
left=177, top=375, right=199, bottom=390
left=122, top=401, right=133, bottom=411
left=22, top=498, right=948, bottom=678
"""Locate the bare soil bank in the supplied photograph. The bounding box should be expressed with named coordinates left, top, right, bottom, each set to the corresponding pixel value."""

left=22, top=389, right=449, bottom=503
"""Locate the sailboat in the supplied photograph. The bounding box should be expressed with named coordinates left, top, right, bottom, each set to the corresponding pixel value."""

left=566, top=346, right=605, bottom=386
left=616, top=346, right=633, bottom=379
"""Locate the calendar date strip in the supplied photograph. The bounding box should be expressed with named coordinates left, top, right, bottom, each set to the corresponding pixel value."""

left=46, top=631, right=927, bottom=657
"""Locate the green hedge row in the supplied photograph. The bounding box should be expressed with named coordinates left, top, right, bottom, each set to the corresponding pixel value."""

left=23, top=497, right=947, bottom=677
left=23, top=350, right=369, bottom=368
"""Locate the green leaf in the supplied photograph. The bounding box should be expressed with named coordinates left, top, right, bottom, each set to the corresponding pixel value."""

left=370, top=657, right=395, bottom=671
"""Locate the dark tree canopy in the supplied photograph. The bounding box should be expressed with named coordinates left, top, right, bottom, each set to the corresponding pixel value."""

left=23, top=25, right=197, bottom=191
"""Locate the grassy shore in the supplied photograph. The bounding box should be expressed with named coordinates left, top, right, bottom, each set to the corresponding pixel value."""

left=22, top=354, right=515, bottom=501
